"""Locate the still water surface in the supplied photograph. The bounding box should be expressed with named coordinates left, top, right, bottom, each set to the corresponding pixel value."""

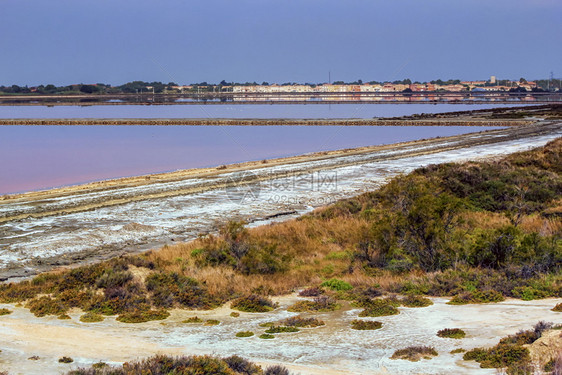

left=0, top=125, right=503, bottom=194
left=0, top=103, right=524, bottom=119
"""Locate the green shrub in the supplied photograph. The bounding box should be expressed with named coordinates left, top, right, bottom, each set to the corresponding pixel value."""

left=0, top=308, right=12, bottom=315
left=511, top=286, right=551, bottom=301
left=391, top=346, right=438, bottom=361
left=351, top=319, right=382, bottom=330
left=437, top=328, right=466, bottom=339
left=281, top=316, right=325, bottom=328
left=321, top=278, right=353, bottom=291
left=265, top=326, right=299, bottom=334
left=230, top=312, right=240, bottom=317
left=79, top=312, right=104, bottom=323
left=235, top=331, right=254, bottom=338
left=288, top=296, right=340, bottom=312
left=58, top=356, right=73, bottom=363
left=463, top=345, right=530, bottom=368
left=461, top=323, right=550, bottom=369
left=58, top=314, right=71, bottom=320
left=450, top=348, right=465, bottom=354
left=183, top=316, right=203, bottom=323
left=325, top=251, right=350, bottom=260
left=145, top=272, right=215, bottom=309
left=95, top=270, right=133, bottom=289
left=552, top=303, right=562, bottom=312
left=401, top=295, right=433, bottom=307
left=357, top=298, right=400, bottom=317
left=205, top=319, right=220, bottom=326
left=448, top=290, right=505, bottom=305
left=27, top=296, right=68, bottom=317
left=116, top=309, right=170, bottom=323
left=231, top=295, right=277, bottom=313
left=259, top=334, right=275, bottom=339
left=544, top=358, right=556, bottom=372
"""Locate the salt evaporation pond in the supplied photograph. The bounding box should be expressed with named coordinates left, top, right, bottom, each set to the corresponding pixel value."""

left=0, top=125, right=505, bottom=194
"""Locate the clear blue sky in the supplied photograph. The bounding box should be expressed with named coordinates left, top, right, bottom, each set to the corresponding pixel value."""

left=1, top=0, right=560, bottom=86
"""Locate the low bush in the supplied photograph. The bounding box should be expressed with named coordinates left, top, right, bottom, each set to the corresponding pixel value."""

left=462, top=322, right=551, bottom=369
left=235, top=331, right=254, bottom=338
left=223, top=355, right=261, bottom=374
left=92, top=362, right=108, bottom=369
left=124, top=355, right=234, bottom=375
left=259, top=333, right=275, bottom=339
left=357, top=298, right=400, bottom=317
left=231, top=295, right=277, bottom=313
left=116, top=309, right=170, bottom=323
left=544, top=358, right=556, bottom=372
left=0, top=308, right=12, bottom=315
left=552, top=303, right=562, bottom=312
left=146, top=272, right=216, bottom=309
left=320, top=278, right=353, bottom=291
left=265, top=326, right=299, bottom=334
left=448, top=290, right=505, bottom=305
left=79, top=312, right=104, bottom=323
left=205, top=319, right=220, bottom=326
left=59, top=356, right=73, bottom=363
left=450, top=348, right=465, bottom=354
left=351, top=319, right=382, bottom=330
left=58, top=314, right=71, bottom=320
left=401, top=295, right=433, bottom=308
left=437, top=328, right=466, bottom=339
left=264, top=365, right=290, bottom=375
left=288, top=296, right=340, bottom=312
left=281, top=316, right=325, bottom=328
left=391, top=346, right=438, bottom=361
left=298, top=287, right=323, bottom=297
left=230, top=312, right=240, bottom=317
left=67, top=354, right=276, bottom=375
left=183, top=316, right=203, bottom=323
left=27, top=296, right=68, bottom=317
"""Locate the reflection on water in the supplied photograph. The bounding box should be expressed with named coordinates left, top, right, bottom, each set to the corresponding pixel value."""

left=0, top=103, right=526, bottom=119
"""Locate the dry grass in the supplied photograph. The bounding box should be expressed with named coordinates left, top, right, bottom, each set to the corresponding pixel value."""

left=144, top=215, right=377, bottom=296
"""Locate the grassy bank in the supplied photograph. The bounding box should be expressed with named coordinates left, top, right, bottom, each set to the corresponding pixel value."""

left=0, top=139, right=560, bottom=321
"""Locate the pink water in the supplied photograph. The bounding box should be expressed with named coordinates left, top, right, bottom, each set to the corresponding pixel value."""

left=0, top=125, right=503, bottom=194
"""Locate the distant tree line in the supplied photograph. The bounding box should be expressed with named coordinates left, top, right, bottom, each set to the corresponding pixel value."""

left=0, top=77, right=560, bottom=95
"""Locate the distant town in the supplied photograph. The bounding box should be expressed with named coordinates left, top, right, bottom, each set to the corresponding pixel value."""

left=1, top=76, right=560, bottom=96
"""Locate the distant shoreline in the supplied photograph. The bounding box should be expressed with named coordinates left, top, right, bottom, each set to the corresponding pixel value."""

left=0, top=118, right=531, bottom=126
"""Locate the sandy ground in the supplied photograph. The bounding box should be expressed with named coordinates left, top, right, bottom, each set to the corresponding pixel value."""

left=0, top=297, right=560, bottom=374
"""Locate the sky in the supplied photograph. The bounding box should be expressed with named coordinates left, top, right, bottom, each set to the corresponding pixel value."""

left=1, top=0, right=561, bottom=86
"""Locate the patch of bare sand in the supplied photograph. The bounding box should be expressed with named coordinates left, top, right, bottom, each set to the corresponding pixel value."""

left=2, top=317, right=183, bottom=361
